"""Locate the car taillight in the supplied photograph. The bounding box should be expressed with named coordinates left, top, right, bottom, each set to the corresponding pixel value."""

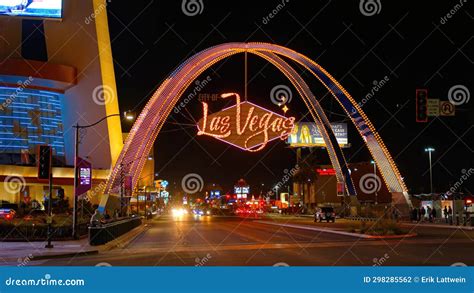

left=5, top=214, right=12, bottom=220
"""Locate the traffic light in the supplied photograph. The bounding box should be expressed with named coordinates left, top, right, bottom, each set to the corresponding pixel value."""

left=416, top=89, right=428, bottom=122
left=37, top=145, right=52, bottom=180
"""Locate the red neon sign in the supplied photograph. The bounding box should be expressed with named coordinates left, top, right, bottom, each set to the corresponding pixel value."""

left=197, top=93, right=295, bottom=152
left=316, top=168, right=336, bottom=176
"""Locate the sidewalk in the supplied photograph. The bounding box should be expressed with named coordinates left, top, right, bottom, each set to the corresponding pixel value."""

left=0, top=238, right=98, bottom=264
left=0, top=223, right=148, bottom=265
left=399, top=221, right=474, bottom=231
left=266, top=214, right=474, bottom=231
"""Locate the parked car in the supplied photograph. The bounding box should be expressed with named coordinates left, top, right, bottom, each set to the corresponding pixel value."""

left=0, top=208, right=16, bottom=220
left=315, top=207, right=336, bottom=223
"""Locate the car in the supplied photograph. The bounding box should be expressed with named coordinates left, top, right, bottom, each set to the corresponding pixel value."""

left=192, top=208, right=211, bottom=216
left=0, top=208, right=16, bottom=220
left=315, top=207, right=336, bottom=223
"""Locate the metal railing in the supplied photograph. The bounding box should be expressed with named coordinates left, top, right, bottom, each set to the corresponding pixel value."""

left=89, top=217, right=141, bottom=246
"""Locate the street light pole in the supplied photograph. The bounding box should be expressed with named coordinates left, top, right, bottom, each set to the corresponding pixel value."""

left=72, top=123, right=79, bottom=239
left=424, top=147, right=435, bottom=194
left=371, top=160, right=377, bottom=205
left=275, top=185, right=279, bottom=202
left=72, top=113, right=133, bottom=237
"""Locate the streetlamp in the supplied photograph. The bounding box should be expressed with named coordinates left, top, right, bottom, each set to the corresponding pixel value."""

left=72, top=112, right=135, bottom=238
left=274, top=185, right=279, bottom=202
left=370, top=160, right=377, bottom=205
left=124, top=111, right=136, bottom=121
left=424, top=147, right=435, bottom=194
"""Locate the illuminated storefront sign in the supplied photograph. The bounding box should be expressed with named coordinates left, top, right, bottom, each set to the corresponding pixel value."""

left=287, top=122, right=348, bottom=147
left=210, top=190, right=221, bottom=199
left=316, top=168, right=336, bottom=176
left=197, top=93, right=295, bottom=152
left=234, top=187, right=249, bottom=194
left=75, top=157, right=92, bottom=196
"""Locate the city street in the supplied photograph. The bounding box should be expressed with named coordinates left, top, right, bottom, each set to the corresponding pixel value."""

left=36, top=216, right=474, bottom=266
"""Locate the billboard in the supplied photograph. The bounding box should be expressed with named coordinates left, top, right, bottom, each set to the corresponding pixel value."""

left=287, top=122, right=348, bottom=147
left=0, top=0, right=63, bottom=19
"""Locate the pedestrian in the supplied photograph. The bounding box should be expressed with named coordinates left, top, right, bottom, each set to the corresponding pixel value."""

left=431, top=208, right=437, bottom=222
left=392, top=209, right=399, bottom=222
left=90, top=209, right=101, bottom=227
left=420, top=206, right=426, bottom=222
left=113, top=209, right=119, bottom=219
left=448, top=206, right=453, bottom=225
left=426, top=206, right=433, bottom=223
left=443, top=206, right=448, bottom=223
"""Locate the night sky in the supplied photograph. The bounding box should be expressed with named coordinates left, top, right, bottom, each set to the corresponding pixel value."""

left=105, top=0, right=473, bottom=195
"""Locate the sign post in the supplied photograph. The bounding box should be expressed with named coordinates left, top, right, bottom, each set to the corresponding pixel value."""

left=38, top=145, right=53, bottom=248
left=73, top=156, right=92, bottom=238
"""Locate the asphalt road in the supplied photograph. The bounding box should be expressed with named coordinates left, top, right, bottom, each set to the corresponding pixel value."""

left=36, top=215, right=474, bottom=266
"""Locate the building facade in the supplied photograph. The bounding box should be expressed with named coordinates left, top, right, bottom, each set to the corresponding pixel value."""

left=0, top=0, right=122, bottom=208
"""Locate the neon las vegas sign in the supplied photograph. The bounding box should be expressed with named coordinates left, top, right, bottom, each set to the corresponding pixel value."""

left=197, top=93, right=295, bottom=152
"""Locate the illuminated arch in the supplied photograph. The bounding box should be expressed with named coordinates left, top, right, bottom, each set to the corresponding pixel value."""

left=104, top=43, right=411, bottom=206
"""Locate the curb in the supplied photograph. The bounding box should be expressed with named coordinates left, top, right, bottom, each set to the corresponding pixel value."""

left=365, top=233, right=417, bottom=239
left=255, top=220, right=416, bottom=239
left=31, top=250, right=99, bottom=260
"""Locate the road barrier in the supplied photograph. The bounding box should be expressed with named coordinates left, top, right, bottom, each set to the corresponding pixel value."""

left=89, top=217, right=142, bottom=246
